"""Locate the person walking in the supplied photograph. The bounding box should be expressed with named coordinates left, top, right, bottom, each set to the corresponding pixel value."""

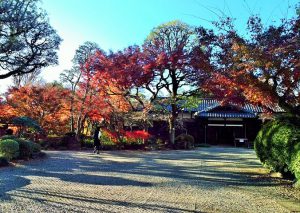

left=93, top=126, right=101, bottom=154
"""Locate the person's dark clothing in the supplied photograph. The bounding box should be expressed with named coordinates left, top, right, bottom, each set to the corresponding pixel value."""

left=93, top=127, right=101, bottom=154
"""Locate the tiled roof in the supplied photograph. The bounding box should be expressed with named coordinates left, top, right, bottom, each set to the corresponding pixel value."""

left=183, top=98, right=283, bottom=112
left=182, top=99, right=284, bottom=118
left=190, top=99, right=264, bottom=113
left=158, top=98, right=284, bottom=118
left=195, top=112, right=257, bottom=118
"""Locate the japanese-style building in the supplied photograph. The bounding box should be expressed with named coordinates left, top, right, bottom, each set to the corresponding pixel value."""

left=150, top=98, right=284, bottom=147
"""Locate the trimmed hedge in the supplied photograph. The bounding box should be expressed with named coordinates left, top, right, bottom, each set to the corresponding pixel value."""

left=0, top=135, right=17, bottom=140
left=15, top=138, right=34, bottom=159
left=254, top=118, right=300, bottom=185
left=15, top=138, right=41, bottom=159
left=0, top=139, right=20, bottom=160
left=0, top=136, right=42, bottom=161
left=31, top=142, right=41, bottom=154
left=175, top=134, right=195, bottom=149
left=290, top=149, right=300, bottom=187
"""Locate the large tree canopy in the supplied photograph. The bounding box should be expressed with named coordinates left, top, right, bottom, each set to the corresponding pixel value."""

left=80, top=21, right=210, bottom=144
left=0, top=0, right=61, bottom=79
left=141, top=20, right=208, bottom=144
left=196, top=11, right=300, bottom=116
left=6, top=83, right=70, bottom=134
left=60, top=41, right=101, bottom=133
left=142, top=20, right=203, bottom=100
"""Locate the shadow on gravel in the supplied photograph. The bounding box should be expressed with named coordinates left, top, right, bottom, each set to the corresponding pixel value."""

left=0, top=153, right=152, bottom=201
left=0, top=175, right=30, bottom=201
left=12, top=188, right=200, bottom=213
left=0, top=147, right=293, bottom=206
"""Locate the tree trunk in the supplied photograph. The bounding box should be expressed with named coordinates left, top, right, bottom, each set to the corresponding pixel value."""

left=75, top=116, right=83, bottom=141
left=169, top=117, right=176, bottom=145
left=70, top=96, right=75, bottom=132
left=75, top=79, right=90, bottom=138
left=169, top=103, right=178, bottom=145
left=75, top=112, right=86, bottom=139
left=70, top=115, right=74, bottom=132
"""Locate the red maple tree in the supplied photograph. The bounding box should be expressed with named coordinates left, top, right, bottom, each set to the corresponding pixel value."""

left=6, top=84, right=70, bottom=134
left=196, top=11, right=300, bottom=116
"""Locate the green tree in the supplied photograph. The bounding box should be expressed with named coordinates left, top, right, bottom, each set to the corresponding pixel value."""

left=0, top=0, right=61, bottom=79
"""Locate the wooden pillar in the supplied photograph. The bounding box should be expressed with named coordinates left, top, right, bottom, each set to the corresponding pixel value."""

left=204, top=124, right=207, bottom=144
left=244, top=122, right=249, bottom=148
left=244, top=123, right=247, bottom=138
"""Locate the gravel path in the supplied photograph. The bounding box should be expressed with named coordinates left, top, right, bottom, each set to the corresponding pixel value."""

left=0, top=147, right=299, bottom=213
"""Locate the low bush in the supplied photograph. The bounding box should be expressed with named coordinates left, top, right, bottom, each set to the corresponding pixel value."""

left=100, top=130, right=117, bottom=144
left=40, top=136, right=64, bottom=149
left=82, top=135, right=119, bottom=150
left=124, top=130, right=150, bottom=144
left=156, top=138, right=167, bottom=149
left=14, top=138, right=41, bottom=159
left=254, top=118, right=300, bottom=182
left=81, top=138, right=94, bottom=148
left=99, top=129, right=150, bottom=150
left=0, top=155, right=9, bottom=167
left=175, top=134, right=195, bottom=149
left=39, top=139, right=48, bottom=149
left=290, top=151, right=300, bottom=187
left=31, top=142, right=41, bottom=153
left=16, top=138, right=34, bottom=159
left=1, top=135, right=17, bottom=140
left=101, top=133, right=118, bottom=150
left=145, top=136, right=156, bottom=145
left=290, top=137, right=300, bottom=186
left=0, top=139, right=19, bottom=160
left=100, top=130, right=118, bottom=144
left=0, top=136, right=42, bottom=160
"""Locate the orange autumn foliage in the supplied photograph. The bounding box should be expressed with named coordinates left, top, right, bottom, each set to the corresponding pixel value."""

left=0, top=97, right=16, bottom=122
left=78, top=47, right=147, bottom=124
left=6, top=84, right=71, bottom=134
left=196, top=14, right=300, bottom=116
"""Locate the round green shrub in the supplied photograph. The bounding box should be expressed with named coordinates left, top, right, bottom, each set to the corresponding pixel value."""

left=175, top=134, right=195, bottom=149
left=11, top=138, right=41, bottom=159
left=15, top=138, right=34, bottom=159
left=291, top=152, right=300, bottom=183
left=31, top=142, right=41, bottom=153
left=156, top=138, right=164, bottom=145
left=0, top=135, right=17, bottom=140
left=254, top=119, right=300, bottom=176
left=290, top=150, right=300, bottom=184
left=0, top=139, right=20, bottom=160
left=39, top=139, right=48, bottom=149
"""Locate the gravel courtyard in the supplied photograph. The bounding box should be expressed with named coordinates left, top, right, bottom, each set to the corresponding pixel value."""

left=0, top=147, right=299, bottom=213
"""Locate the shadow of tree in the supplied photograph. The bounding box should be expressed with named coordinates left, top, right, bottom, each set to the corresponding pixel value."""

left=0, top=175, right=30, bottom=200
left=12, top=188, right=200, bottom=213
left=0, top=147, right=296, bottom=212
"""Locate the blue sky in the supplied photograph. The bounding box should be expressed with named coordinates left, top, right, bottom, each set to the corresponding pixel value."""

left=0, top=0, right=298, bottom=92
